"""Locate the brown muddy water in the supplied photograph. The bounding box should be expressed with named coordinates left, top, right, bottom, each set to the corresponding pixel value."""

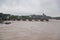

left=0, top=20, right=60, bottom=40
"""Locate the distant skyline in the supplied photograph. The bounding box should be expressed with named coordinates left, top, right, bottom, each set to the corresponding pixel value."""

left=0, top=0, right=60, bottom=17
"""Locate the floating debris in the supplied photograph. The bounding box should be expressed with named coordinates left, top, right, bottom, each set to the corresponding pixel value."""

left=5, top=22, right=11, bottom=24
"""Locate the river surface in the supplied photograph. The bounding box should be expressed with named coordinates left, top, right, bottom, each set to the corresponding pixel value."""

left=0, top=20, right=60, bottom=40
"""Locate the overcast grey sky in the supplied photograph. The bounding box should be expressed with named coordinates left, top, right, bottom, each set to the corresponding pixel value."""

left=0, top=0, right=60, bottom=17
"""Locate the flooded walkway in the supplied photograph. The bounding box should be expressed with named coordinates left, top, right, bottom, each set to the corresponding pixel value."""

left=0, top=20, right=60, bottom=40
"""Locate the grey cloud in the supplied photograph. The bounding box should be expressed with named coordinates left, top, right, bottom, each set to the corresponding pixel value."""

left=0, top=0, right=60, bottom=17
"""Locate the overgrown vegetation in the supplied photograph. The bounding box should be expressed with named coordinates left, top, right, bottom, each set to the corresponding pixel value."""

left=9, top=15, right=18, bottom=20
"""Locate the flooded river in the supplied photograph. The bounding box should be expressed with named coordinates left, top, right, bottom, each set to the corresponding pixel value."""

left=0, top=20, right=60, bottom=40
